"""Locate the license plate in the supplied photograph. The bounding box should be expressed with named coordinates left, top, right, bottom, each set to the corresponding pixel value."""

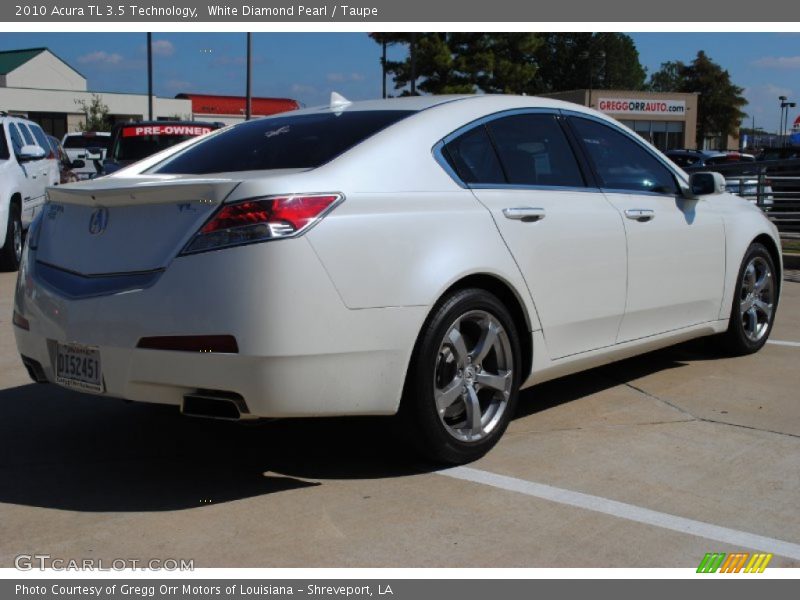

left=55, top=343, right=104, bottom=393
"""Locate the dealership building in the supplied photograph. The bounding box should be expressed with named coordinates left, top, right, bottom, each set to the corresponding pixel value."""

left=544, top=89, right=703, bottom=151
left=0, top=47, right=298, bottom=136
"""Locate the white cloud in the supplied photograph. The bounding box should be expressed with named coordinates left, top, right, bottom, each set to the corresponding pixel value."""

left=164, top=79, right=192, bottom=92
left=326, top=72, right=366, bottom=83
left=290, top=83, right=316, bottom=94
left=751, top=56, right=800, bottom=69
left=77, top=51, right=123, bottom=65
left=151, top=39, right=175, bottom=57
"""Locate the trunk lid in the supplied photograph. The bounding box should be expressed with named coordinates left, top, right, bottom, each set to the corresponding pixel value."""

left=39, top=176, right=239, bottom=275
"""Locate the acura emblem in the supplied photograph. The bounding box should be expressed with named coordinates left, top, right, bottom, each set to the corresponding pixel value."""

left=88, top=207, right=109, bottom=235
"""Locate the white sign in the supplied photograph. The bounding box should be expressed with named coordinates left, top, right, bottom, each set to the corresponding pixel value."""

left=597, top=98, right=686, bottom=116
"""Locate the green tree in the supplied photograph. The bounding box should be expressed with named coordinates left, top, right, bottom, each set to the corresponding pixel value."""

left=648, top=51, right=747, bottom=147
left=369, top=32, right=645, bottom=97
left=449, top=33, right=542, bottom=94
left=369, top=33, right=542, bottom=95
left=75, top=94, right=111, bottom=132
left=591, top=33, right=647, bottom=90
left=533, top=33, right=646, bottom=93
left=647, top=60, right=683, bottom=92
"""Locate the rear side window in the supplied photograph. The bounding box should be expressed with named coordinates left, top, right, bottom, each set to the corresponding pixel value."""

left=8, top=124, right=24, bottom=154
left=442, top=125, right=505, bottom=184
left=29, top=124, right=52, bottom=154
left=570, top=117, right=678, bottom=195
left=152, top=111, right=416, bottom=174
left=486, top=114, right=585, bottom=187
left=18, top=124, right=35, bottom=146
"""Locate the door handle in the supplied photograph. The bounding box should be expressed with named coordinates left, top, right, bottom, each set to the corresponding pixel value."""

left=624, top=208, right=655, bottom=222
left=502, top=207, right=546, bottom=222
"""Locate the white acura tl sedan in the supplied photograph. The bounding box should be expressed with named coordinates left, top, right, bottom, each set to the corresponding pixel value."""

left=14, top=95, right=781, bottom=464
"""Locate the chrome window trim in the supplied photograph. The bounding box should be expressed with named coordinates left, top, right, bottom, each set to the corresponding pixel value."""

left=432, top=106, right=690, bottom=198
left=559, top=109, right=690, bottom=189
left=432, top=107, right=600, bottom=192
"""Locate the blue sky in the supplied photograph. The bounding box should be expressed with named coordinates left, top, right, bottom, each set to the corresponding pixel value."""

left=1, top=32, right=798, bottom=132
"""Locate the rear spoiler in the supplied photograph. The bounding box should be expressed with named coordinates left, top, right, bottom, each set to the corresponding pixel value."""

left=47, top=177, right=240, bottom=208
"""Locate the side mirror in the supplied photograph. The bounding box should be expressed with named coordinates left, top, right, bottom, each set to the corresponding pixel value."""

left=687, top=172, right=726, bottom=197
left=70, top=159, right=86, bottom=169
left=18, top=144, right=46, bottom=161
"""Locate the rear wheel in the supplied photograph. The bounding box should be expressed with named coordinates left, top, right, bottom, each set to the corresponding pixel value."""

left=719, top=243, right=778, bottom=355
left=400, top=288, right=521, bottom=465
left=0, top=202, right=22, bottom=272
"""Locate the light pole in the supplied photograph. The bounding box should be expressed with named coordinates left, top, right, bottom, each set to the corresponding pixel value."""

left=147, top=32, right=153, bottom=121
left=245, top=32, right=252, bottom=121
left=779, top=95, right=788, bottom=147
left=581, top=49, right=605, bottom=108
left=381, top=39, right=387, bottom=99
left=782, top=100, right=796, bottom=148
left=409, top=33, right=417, bottom=95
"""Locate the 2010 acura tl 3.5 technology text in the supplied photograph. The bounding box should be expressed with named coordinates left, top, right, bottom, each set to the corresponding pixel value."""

left=13, top=95, right=782, bottom=464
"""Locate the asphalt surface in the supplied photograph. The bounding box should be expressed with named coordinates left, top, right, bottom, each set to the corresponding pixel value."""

left=0, top=271, right=799, bottom=568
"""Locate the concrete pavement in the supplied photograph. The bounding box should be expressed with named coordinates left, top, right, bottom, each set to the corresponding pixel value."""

left=0, top=272, right=798, bottom=568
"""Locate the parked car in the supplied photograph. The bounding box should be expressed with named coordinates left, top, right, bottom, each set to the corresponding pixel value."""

left=0, top=113, right=59, bottom=270
left=102, top=121, right=222, bottom=175
left=667, top=149, right=772, bottom=205
left=665, top=149, right=753, bottom=168
left=756, top=147, right=800, bottom=161
left=14, top=95, right=782, bottom=464
left=62, top=131, right=111, bottom=180
left=664, top=149, right=718, bottom=168
left=47, top=135, right=84, bottom=184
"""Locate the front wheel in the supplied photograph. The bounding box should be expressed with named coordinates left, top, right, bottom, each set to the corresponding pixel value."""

left=400, top=288, right=521, bottom=465
left=0, top=203, right=22, bottom=272
left=719, top=242, right=778, bottom=355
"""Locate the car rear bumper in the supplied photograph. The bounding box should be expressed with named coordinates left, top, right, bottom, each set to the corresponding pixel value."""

left=14, top=238, right=427, bottom=417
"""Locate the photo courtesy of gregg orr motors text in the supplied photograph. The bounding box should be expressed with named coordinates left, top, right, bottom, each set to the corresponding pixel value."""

left=15, top=584, right=390, bottom=597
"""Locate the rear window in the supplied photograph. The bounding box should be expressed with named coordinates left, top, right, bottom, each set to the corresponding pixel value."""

left=152, top=110, right=416, bottom=175
left=112, top=124, right=215, bottom=163
left=63, top=135, right=111, bottom=150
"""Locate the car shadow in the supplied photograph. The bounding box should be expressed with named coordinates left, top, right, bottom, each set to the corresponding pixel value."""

left=0, top=338, right=715, bottom=512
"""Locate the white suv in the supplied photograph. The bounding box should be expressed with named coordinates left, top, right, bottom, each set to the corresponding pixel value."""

left=0, top=113, right=60, bottom=270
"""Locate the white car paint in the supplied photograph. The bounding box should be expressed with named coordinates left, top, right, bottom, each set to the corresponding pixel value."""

left=13, top=95, right=781, bottom=425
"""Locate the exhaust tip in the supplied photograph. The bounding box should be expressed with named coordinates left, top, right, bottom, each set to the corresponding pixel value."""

left=21, top=355, right=48, bottom=384
left=182, top=390, right=248, bottom=421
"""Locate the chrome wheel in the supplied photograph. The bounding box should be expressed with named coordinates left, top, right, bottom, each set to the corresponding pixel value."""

left=12, top=217, right=22, bottom=264
left=433, top=310, right=513, bottom=442
left=739, top=256, right=775, bottom=343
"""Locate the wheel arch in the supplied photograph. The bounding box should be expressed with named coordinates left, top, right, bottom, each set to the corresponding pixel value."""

left=752, top=233, right=782, bottom=294
left=433, top=273, right=534, bottom=384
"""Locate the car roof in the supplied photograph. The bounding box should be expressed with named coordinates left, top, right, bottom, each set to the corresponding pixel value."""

left=64, top=131, right=111, bottom=136
left=112, top=120, right=221, bottom=128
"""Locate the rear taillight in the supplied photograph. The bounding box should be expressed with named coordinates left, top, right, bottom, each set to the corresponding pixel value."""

left=181, top=193, right=342, bottom=255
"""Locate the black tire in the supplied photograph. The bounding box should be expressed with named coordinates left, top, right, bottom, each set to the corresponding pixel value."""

left=0, top=202, right=22, bottom=272
left=718, top=242, right=778, bottom=356
left=399, top=288, right=521, bottom=465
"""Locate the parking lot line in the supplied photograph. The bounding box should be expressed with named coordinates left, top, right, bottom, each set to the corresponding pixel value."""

left=439, top=466, right=800, bottom=560
left=767, top=340, right=800, bottom=348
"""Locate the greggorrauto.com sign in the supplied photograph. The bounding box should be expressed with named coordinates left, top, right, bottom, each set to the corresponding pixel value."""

left=597, top=98, right=686, bottom=115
